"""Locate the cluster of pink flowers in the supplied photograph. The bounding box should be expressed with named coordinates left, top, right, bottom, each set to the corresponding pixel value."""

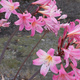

left=33, top=19, right=80, bottom=79
left=0, top=0, right=80, bottom=80
left=32, top=0, right=80, bottom=80
left=0, top=0, right=67, bottom=36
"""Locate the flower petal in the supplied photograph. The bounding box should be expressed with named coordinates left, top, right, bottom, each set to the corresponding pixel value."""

left=50, top=64, right=58, bottom=74
left=31, top=28, right=35, bottom=36
left=5, top=11, right=11, bottom=19
left=36, top=49, right=47, bottom=58
left=33, top=58, right=44, bottom=65
left=40, top=63, right=49, bottom=76
left=53, top=56, right=61, bottom=64
left=47, top=48, right=55, bottom=56
left=19, top=24, right=24, bottom=31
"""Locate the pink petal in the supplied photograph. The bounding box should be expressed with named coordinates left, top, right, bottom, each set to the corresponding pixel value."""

left=50, top=64, right=58, bottom=74
left=65, top=59, right=69, bottom=68
left=33, top=58, right=44, bottom=65
left=52, top=75, right=58, bottom=80
left=5, top=11, right=11, bottom=19
left=12, top=10, right=18, bottom=15
left=0, top=8, right=5, bottom=13
left=25, top=24, right=31, bottom=30
left=40, top=63, right=49, bottom=76
left=47, top=48, right=55, bottom=56
left=15, top=19, right=22, bottom=25
left=70, top=56, right=77, bottom=67
left=8, top=0, right=12, bottom=3
left=36, top=49, right=47, bottom=58
left=19, top=24, right=24, bottom=31
left=31, top=28, right=35, bottom=36
left=14, top=2, right=20, bottom=8
left=51, top=18, right=57, bottom=23
left=36, top=25, right=43, bottom=33
left=68, top=71, right=75, bottom=76
left=53, top=56, right=61, bottom=64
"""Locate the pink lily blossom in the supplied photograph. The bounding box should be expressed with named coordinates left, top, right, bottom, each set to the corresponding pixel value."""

left=38, top=1, right=62, bottom=23
left=67, top=20, right=80, bottom=38
left=52, top=64, right=75, bottom=80
left=0, top=19, right=10, bottom=27
left=32, top=0, right=51, bottom=5
left=62, top=45, right=80, bottom=68
left=43, top=18, right=60, bottom=36
left=15, top=12, right=32, bottom=31
left=0, top=0, right=19, bottom=19
left=28, top=16, right=45, bottom=36
left=70, top=63, right=80, bottom=79
left=33, top=48, right=61, bottom=76
left=40, top=0, right=56, bottom=9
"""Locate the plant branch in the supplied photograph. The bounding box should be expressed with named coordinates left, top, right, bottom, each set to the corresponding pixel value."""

left=28, top=69, right=40, bottom=80
left=13, top=31, right=47, bottom=80
left=0, top=27, right=19, bottom=63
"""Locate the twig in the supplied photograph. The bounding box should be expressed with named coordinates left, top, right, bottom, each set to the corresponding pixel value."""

left=13, top=31, right=47, bottom=80
left=0, top=27, right=19, bottom=63
left=28, top=69, right=40, bottom=80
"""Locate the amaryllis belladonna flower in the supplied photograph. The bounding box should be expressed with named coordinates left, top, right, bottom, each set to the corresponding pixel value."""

left=33, top=48, right=61, bottom=76
left=0, top=0, right=19, bottom=19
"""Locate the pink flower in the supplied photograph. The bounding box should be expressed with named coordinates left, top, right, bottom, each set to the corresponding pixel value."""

left=0, top=0, right=19, bottom=19
left=38, top=1, right=62, bottom=23
left=52, top=64, right=75, bottom=80
left=15, top=12, right=32, bottom=31
left=33, top=48, right=61, bottom=76
left=58, top=14, right=67, bottom=20
left=70, top=63, right=80, bottom=79
left=32, top=0, right=51, bottom=5
left=67, top=20, right=80, bottom=39
left=0, top=19, right=10, bottom=27
left=28, top=16, right=45, bottom=36
left=62, top=45, right=80, bottom=68
left=43, top=18, right=60, bottom=36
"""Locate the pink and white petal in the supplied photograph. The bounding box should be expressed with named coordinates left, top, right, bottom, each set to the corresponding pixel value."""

left=33, top=58, right=44, bottom=65
left=47, top=48, right=55, bottom=56
left=62, top=49, right=70, bottom=59
left=19, top=24, right=24, bottom=31
left=14, top=2, right=20, bottom=8
left=68, top=71, right=75, bottom=76
left=70, top=57, right=77, bottom=67
left=8, top=0, right=12, bottom=3
left=31, top=28, right=35, bottom=36
left=52, top=75, right=59, bottom=80
left=25, top=24, right=31, bottom=31
left=40, top=64, right=49, bottom=76
left=65, top=59, right=69, bottom=68
left=36, top=49, right=47, bottom=58
left=15, top=19, right=22, bottom=25
left=36, top=25, right=43, bottom=33
left=51, top=18, right=57, bottom=23
left=50, top=64, right=58, bottom=74
left=60, top=64, right=66, bottom=74
left=2, top=22, right=10, bottom=27
left=5, top=11, right=11, bottom=19
left=53, top=56, right=61, bottom=64
left=12, top=10, right=18, bottom=15
left=0, top=8, right=5, bottom=13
